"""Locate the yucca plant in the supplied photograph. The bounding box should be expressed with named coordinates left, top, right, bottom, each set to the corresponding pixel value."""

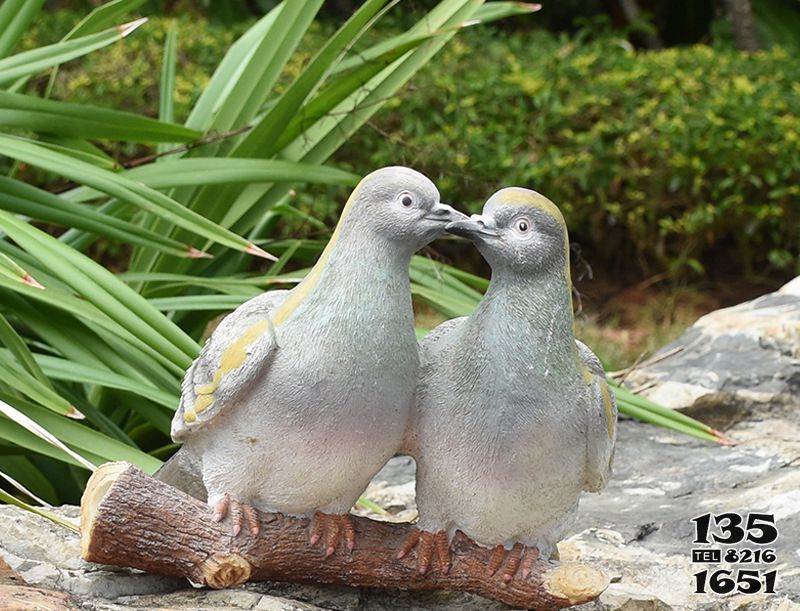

left=0, top=0, right=544, bottom=512
left=0, top=0, right=726, bottom=522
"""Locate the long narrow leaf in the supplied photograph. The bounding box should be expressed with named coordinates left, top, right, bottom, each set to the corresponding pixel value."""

left=186, top=6, right=283, bottom=131
left=0, top=312, right=50, bottom=386
left=287, top=1, right=484, bottom=164
left=0, top=0, right=47, bottom=59
left=612, top=382, right=730, bottom=443
left=0, top=92, right=201, bottom=142
left=65, top=0, right=148, bottom=40
left=231, top=0, right=487, bottom=235
left=120, top=159, right=357, bottom=191
left=0, top=350, right=77, bottom=417
left=3, top=294, right=179, bottom=395
left=0, top=274, right=185, bottom=378
left=331, top=1, right=539, bottom=75
left=273, top=35, right=431, bottom=152
left=193, top=12, right=446, bottom=233
left=0, top=210, right=198, bottom=366
left=618, top=400, right=718, bottom=443
left=0, top=177, right=206, bottom=258
left=148, top=294, right=250, bottom=312
left=37, top=137, right=119, bottom=170
left=158, top=22, right=178, bottom=154
left=233, top=0, right=391, bottom=159
left=0, top=252, right=44, bottom=289
left=470, top=1, right=541, bottom=23
left=0, top=136, right=271, bottom=259
left=0, top=456, right=58, bottom=504
left=0, top=467, right=51, bottom=506
left=0, top=398, right=96, bottom=470
left=0, top=487, right=78, bottom=532
left=30, top=353, right=177, bottom=409
left=0, top=393, right=160, bottom=471
left=41, top=0, right=149, bottom=98
left=0, top=18, right=147, bottom=85
left=210, top=1, right=324, bottom=136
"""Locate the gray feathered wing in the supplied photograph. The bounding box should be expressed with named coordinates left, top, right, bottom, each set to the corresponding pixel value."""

left=419, top=317, right=466, bottom=365
left=171, top=290, right=288, bottom=441
left=575, top=339, right=617, bottom=492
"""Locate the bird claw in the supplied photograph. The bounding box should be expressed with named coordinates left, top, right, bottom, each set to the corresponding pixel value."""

left=396, top=529, right=451, bottom=575
left=520, top=546, right=540, bottom=579
left=502, top=543, right=523, bottom=583
left=309, top=512, right=355, bottom=557
left=486, top=542, right=539, bottom=582
left=210, top=493, right=260, bottom=537
left=487, top=544, right=506, bottom=577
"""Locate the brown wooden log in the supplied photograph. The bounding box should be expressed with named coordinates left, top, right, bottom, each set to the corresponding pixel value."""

left=80, top=462, right=608, bottom=610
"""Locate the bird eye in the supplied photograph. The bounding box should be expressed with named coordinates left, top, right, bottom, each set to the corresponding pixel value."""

left=514, top=217, right=532, bottom=235
left=397, top=191, right=416, bottom=209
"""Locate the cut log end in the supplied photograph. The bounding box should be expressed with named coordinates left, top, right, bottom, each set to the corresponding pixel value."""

left=80, top=462, right=130, bottom=559
left=544, top=564, right=611, bottom=605
left=80, top=462, right=608, bottom=610
left=201, top=553, right=252, bottom=589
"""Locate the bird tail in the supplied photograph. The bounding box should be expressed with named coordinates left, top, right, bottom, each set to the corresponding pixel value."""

left=154, top=448, right=208, bottom=502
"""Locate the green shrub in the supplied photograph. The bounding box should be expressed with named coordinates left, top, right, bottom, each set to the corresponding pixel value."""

left=339, top=29, right=800, bottom=282
left=26, top=15, right=800, bottom=282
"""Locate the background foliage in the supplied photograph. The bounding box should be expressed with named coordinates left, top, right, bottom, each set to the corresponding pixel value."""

left=0, top=0, right=555, bottom=511
left=0, top=0, right=785, bottom=515
left=343, top=28, right=800, bottom=282
left=29, top=14, right=800, bottom=283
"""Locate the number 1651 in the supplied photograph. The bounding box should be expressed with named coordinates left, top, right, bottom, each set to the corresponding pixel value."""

left=694, top=569, right=777, bottom=594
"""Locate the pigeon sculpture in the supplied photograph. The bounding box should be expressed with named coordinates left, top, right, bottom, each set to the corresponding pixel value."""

left=400, top=187, right=617, bottom=579
left=158, top=167, right=464, bottom=555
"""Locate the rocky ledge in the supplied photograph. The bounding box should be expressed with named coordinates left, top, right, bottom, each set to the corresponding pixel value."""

left=2, top=280, right=800, bottom=611
left=622, top=277, right=800, bottom=430
left=2, top=416, right=798, bottom=611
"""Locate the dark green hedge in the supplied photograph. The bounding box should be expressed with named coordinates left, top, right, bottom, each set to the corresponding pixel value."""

left=339, top=29, right=800, bottom=281
left=27, top=15, right=800, bottom=282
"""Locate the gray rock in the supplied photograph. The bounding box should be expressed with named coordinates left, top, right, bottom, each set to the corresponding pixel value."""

left=3, top=282, right=800, bottom=610
left=367, top=417, right=800, bottom=611
left=622, top=278, right=800, bottom=427
left=596, top=582, right=673, bottom=610
left=254, top=595, right=331, bottom=610
left=3, top=413, right=798, bottom=611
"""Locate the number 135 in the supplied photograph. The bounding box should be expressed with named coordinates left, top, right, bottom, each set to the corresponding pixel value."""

left=692, top=512, right=778, bottom=545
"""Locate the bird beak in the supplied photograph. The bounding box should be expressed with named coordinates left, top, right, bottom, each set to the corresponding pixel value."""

left=446, top=214, right=499, bottom=238
left=424, top=202, right=467, bottom=223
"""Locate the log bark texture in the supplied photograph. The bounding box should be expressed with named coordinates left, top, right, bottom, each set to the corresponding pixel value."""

left=80, top=462, right=608, bottom=610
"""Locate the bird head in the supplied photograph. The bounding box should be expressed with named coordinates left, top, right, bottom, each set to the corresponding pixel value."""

left=446, top=187, right=568, bottom=275
left=348, top=166, right=466, bottom=250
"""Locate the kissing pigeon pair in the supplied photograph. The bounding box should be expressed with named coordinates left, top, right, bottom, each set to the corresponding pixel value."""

left=157, top=166, right=616, bottom=577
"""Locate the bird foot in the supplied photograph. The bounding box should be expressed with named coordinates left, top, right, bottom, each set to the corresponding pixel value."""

left=308, top=512, right=356, bottom=557
left=396, top=528, right=451, bottom=575
left=487, top=543, right=539, bottom=582
left=210, top=493, right=260, bottom=537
